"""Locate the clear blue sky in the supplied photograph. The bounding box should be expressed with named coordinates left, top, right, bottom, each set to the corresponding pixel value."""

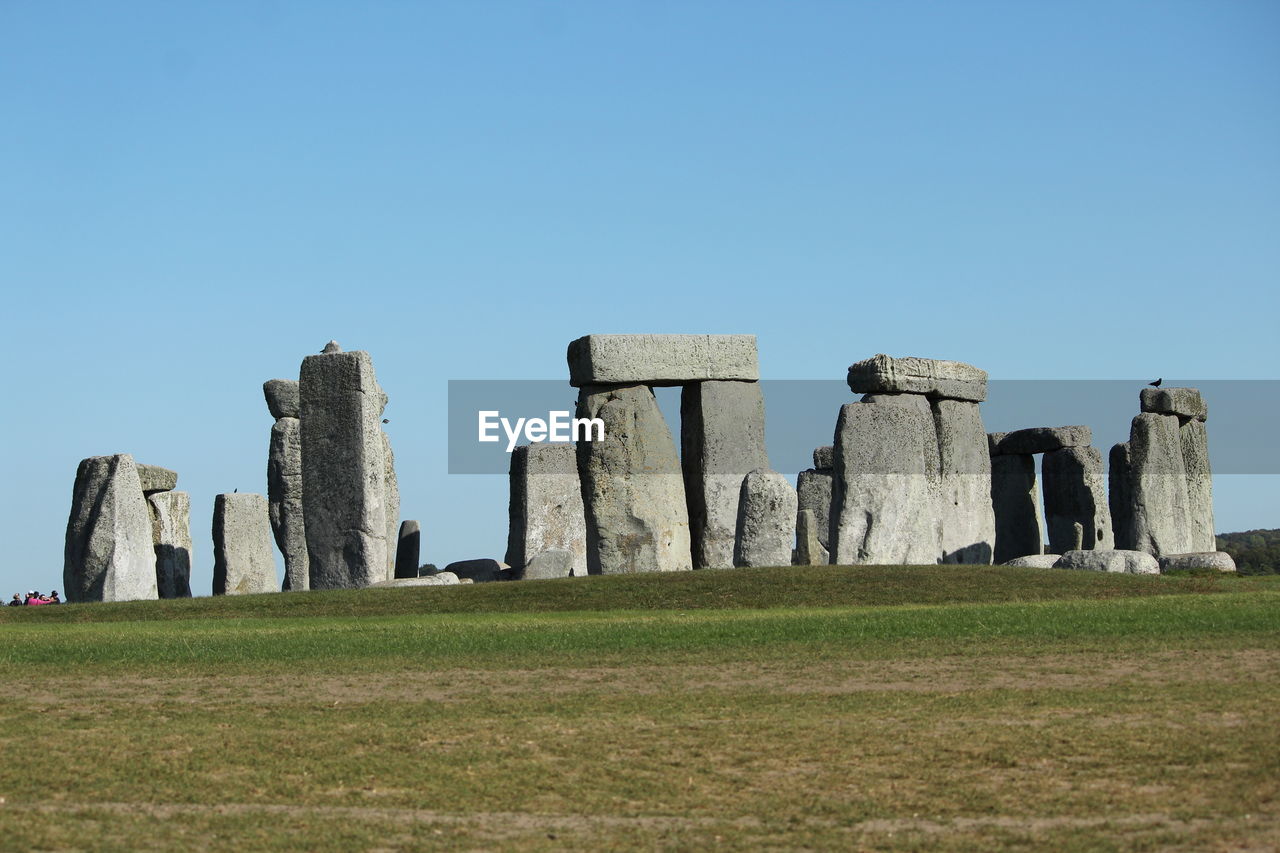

left=3, top=1, right=1277, bottom=595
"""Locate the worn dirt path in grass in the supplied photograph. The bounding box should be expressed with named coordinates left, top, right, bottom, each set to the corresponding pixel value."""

left=4, top=647, right=1276, bottom=707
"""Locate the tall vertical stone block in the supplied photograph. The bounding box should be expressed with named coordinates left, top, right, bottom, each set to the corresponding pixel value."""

left=680, top=380, right=770, bottom=569
left=64, top=454, right=159, bottom=603
left=577, top=385, right=691, bottom=574
left=831, top=400, right=941, bottom=565
left=395, top=520, right=421, bottom=579
left=932, top=399, right=994, bottom=564
left=1042, top=446, right=1113, bottom=554
left=382, top=431, right=400, bottom=581
left=991, top=453, right=1042, bottom=563
left=796, top=467, right=832, bottom=563
left=733, top=469, right=797, bottom=568
left=1126, top=413, right=1193, bottom=556
left=268, top=416, right=308, bottom=591
left=212, top=493, right=277, bottom=595
left=1180, top=419, right=1215, bottom=553
left=300, top=350, right=389, bottom=589
left=1109, top=443, right=1135, bottom=550
left=793, top=509, right=826, bottom=566
left=149, top=490, right=192, bottom=599
left=505, top=443, right=588, bottom=577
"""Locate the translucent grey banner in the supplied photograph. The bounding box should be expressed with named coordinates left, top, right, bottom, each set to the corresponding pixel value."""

left=448, top=380, right=1279, bottom=475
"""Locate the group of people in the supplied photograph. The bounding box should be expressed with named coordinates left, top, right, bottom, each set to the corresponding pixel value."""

left=9, top=590, right=61, bottom=606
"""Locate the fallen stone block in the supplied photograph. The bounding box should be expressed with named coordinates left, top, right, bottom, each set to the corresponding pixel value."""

left=847, top=354, right=987, bottom=402
left=1140, top=387, right=1207, bottom=421
left=522, top=549, right=575, bottom=580
left=1003, top=554, right=1062, bottom=569
left=505, top=443, right=588, bottom=577
left=1057, top=549, right=1160, bottom=575
left=681, top=380, right=770, bottom=569
left=444, top=559, right=513, bottom=583
left=263, top=378, right=300, bottom=420
left=994, top=425, right=1093, bottom=456
left=1157, top=552, right=1236, bottom=573
left=212, top=493, right=277, bottom=595
left=567, top=334, right=759, bottom=387
left=148, top=490, right=192, bottom=599
left=370, top=572, right=461, bottom=587
left=64, top=454, right=158, bottom=603
left=733, top=468, right=797, bottom=568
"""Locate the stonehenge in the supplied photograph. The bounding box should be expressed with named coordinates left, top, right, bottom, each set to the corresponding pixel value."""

left=59, top=339, right=1229, bottom=602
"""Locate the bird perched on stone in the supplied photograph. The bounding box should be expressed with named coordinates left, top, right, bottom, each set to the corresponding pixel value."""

left=233, top=488, right=238, bottom=493
left=322, top=340, right=341, bottom=354
left=1149, top=378, right=1163, bottom=387
left=382, top=418, right=389, bottom=424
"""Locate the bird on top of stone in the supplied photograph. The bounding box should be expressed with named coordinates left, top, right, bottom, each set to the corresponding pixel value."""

left=322, top=340, right=341, bottom=354
left=1149, top=378, right=1163, bottom=387
left=382, top=419, right=389, bottom=424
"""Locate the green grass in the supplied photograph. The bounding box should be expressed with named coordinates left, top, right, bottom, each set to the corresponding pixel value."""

left=1, top=565, right=1277, bottom=850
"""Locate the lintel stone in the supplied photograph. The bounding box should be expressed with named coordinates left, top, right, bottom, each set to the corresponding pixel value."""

left=567, top=334, right=759, bottom=387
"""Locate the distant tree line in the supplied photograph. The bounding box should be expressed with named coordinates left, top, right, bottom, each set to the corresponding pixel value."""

left=1216, top=529, right=1280, bottom=575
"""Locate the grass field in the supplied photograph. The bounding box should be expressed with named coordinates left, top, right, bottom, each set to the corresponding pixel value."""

left=1, top=565, right=1276, bottom=851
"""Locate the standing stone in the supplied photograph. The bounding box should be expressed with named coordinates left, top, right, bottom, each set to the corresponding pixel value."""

left=523, top=549, right=575, bottom=580
left=681, top=380, right=770, bottom=569
left=991, top=453, right=1042, bottom=563
left=505, top=443, right=589, bottom=577
left=793, top=509, right=826, bottom=566
left=830, top=400, right=941, bottom=565
left=1180, top=419, right=1215, bottom=553
left=267, top=416, right=308, bottom=591
left=148, top=490, right=192, bottom=598
left=1109, top=443, right=1135, bottom=550
left=300, top=349, right=389, bottom=589
left=576, top=385, right=691, bottom=574
left=733, top=468, right=798, bottom=568
left=395, top=520, right=421, bottom=579
left=1125, top=413, right=1193, bottom=556
left=932, top=399, right=994, bottom=564
left=1042, top=446, right=1114, bottom=554
left=212, top=493, right=277, bottom=595
left=382, top=430, right=400, bottom=581
left=64, top=454, right=159, bottom=603
left=796, top=467, right=832, bottom=563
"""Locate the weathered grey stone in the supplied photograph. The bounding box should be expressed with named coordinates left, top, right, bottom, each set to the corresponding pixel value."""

left=567, top=334, right=759, bottom=387
left=847, top=354, right=987, bottom=402
left=382, top=431, right=399, bottom=581
left=63, top=454, right=158, bottom=603
left=522, top=549, right=575, bottom=580
left=395, top=520, right=421, bottom=580
left=576, top=385, right=692, bottom=574
left=370, top=572, right=460, bottom=588
left=300, top=350, right=390, bottom=589
left=263, top=379, right=300, bottom=419
left=444, top=559, right=511, bottom=583
left=994, top=426, right=1093, bottom=456
left=1057, top=549, right=1160, bottom=575
left=793, top=508, right=827, bottom=565
left=933, top=399, right=994, bottom=564
left=987, top=432, right=1008, bottom=455
left=148, top=490, right=192, bottom=599
left=268, top=416, right=308, bottom=591
left=830, top=400, right=941, bottom=565
left=1180, top=419, right=1216, bottom=553
left=1158, top=552, right=1236, bottom=573
left=813, top=446, right=834, bottom=471
left=212, top=493, right=277, bottom=595
left=1140, top=387, right=1207, bottom=421
left=1003, top=554, right=1063, bottom=569
left=733, top=469, right=797, bottom=568
left=1125, top=413, right=1193, bottom=557
left=991, top=453, right=1042, bottom=563
left=681, top=381, right=770, bottom=568
left=796, top=468, right=833, bottom=554
left=1109, top=443, right=1135, bottom=549
left=136, top=464, right=178, bottom=494
left=859, top=393, right=941, bottom=477
left=1042, top=446, right=1114, bottom=554
left=504, top=443, right=588, bottom=577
